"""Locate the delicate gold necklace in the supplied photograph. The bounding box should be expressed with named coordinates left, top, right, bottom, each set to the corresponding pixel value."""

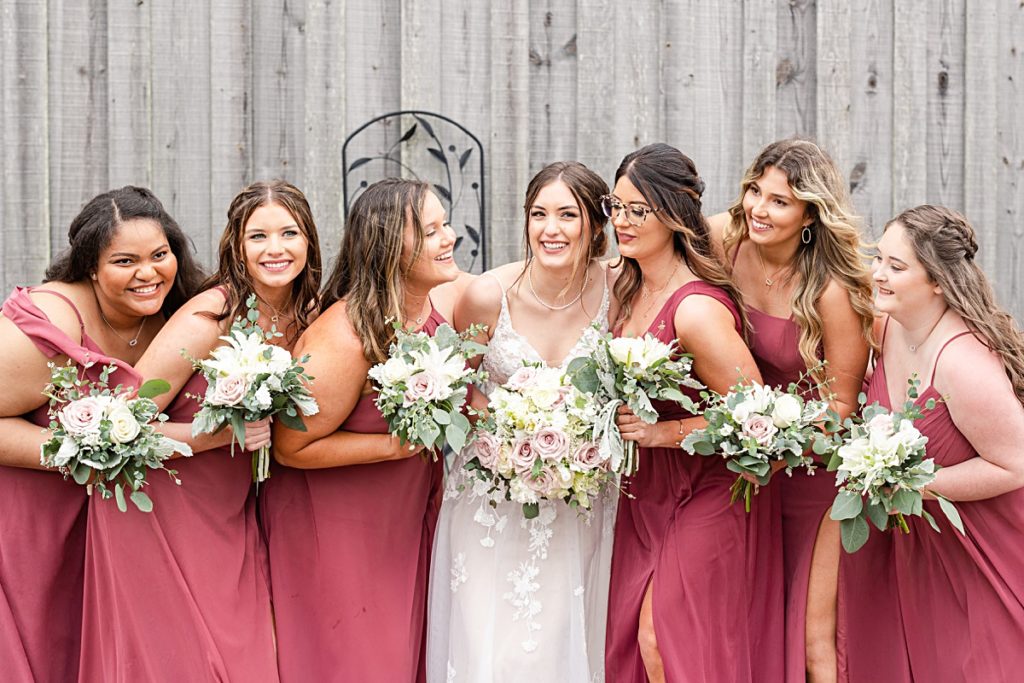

left=527, top=261, right=590, bottom=311
left=755, top=245, right=789, bottom=288
left=907, top=310, right=945, bottom=353
left=257, top=295, right=291, bottom=325
left=640, top=260, right=681, bottom=301
left=99, top=309, right=147, bottom=347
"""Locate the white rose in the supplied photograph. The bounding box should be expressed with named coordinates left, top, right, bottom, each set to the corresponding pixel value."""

left=608, top=337, right=645, bottom=366
left=107, top=403, right=141, bottom=444
left=253, top=384, right=273, bottom=410
left=771, top=394, right=803, bottom=428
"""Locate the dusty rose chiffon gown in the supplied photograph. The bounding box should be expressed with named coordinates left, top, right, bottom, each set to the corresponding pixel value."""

left=745, top=306, right=842, bottom=682
left=839, top=327, right=1024, bottom=682
left=78, top=368, right=277, bottom=681
left=605, top=282, right=785, bottom=682
left=261, top=308, right=446, bottom=682
left=0, top=287, right=141, bottom=683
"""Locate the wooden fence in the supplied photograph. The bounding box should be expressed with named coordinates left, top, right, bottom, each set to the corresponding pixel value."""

left=1, top=0, right=1021, bottom=316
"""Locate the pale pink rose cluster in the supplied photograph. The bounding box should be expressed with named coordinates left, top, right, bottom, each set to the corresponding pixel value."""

left=403, top=369, right=447, bottom=406
left=209, top=374, right=248, bottom=406
left=60, top=396, right=108, bottom=436
left=741, top=414, right=778, bottom=446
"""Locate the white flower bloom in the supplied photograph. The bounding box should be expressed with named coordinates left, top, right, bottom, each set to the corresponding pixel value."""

left=369, top=356, right=414, bottom=387
left=771, top=393, right=803, bottom=428
left=107, top=403, right=142, bottom=444
left=254, top=383, right=273, bottom=410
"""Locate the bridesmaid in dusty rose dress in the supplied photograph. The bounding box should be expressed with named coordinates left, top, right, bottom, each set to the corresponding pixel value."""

left=844, top=205, right=1024, bottom=681
left=0, top=187, right=202, bottom=682
left=266, top=178, right=467, bottom=682
left=77, top=181, right=321, bottom=681
left=604, top=144, right=783, bottom=682
left=709, top=139, right=875, bottom=683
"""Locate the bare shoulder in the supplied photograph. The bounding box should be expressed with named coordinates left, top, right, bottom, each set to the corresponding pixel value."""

left=25, top=282, right=91, bottom=343
left=431, top=272, right=477, bottom=321
left=674, top=289, right=736, bottom=329
left=299, top=299, right=364, bottom=358
left=935, top=332, right=1007, bottom=394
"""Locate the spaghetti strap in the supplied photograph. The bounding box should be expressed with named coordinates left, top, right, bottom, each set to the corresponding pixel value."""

left=929, top=331, right=973, bottom=386
left=29, top=288, right=87, bottom=333
left=880, top=315, right=892, bottom=351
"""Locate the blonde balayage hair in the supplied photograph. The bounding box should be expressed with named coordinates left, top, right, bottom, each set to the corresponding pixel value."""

left=723, top=139, right=876, bottom=384
left=321, top=178, right=429, bottom=364
left=888, top=205, right=1024, bottom=406
left=612, top=143, right=749, bottom=335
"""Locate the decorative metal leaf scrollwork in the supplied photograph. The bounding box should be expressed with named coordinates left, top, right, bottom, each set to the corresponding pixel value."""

left=342, top=111, right=488, bottom=273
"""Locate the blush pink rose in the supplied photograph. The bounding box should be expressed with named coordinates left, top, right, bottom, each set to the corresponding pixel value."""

left=210, top=375, right=247, bottom=406
left=572, top=442, right=606, bottom=471
left=506, top=366, right=538, bottom=391
left=866, top=412, right=895, bottom=436
left=403, top=370, right=443, bottom=406
left=742, top=414, right=778, bottom=446
left=523, top=465, right=559, bottom=496
left=532, top=427, right=570, bottom=462
left=60, top=397, right=105, bottom=436
left=471, top=432, right=502, bottom=471
left=509, top=438, right=536, bottom=474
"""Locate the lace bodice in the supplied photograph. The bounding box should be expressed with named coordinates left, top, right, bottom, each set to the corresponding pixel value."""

left=480, top=271, right=610, bottom=395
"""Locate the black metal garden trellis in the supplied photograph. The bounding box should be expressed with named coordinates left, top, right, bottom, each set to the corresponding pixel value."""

left=342, top=111, right=488, bottom=273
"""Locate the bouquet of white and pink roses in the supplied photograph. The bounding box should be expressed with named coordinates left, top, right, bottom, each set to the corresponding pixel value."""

left=368, top=323, right=487, bottom=456
left=567, top=331, right=703, bottom=476
left=464, top=364, right=613, bottom=519
left=827, top=379, right=964, bottom=553
left=188, top=296, right=318, bottom=483
left=40, top=361, right=192, bottom=512
left=682, top=379, right=833, bottom=511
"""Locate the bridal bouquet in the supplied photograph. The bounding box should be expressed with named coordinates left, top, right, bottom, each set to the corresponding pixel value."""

left=567, top=331, right=702, bottom=476
left=682, top=379, right=834, bottom=511
left=464, top=364, right=613, bottom=519
left=827, top=379, right=964, bottom=553
left=368, top=323, right=487, bottom=456
left=40, top=361, right=192, bottom=512
left=188, top=296, right=318, bottom=483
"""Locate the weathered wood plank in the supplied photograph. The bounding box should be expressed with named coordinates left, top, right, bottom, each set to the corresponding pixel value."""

left=47, top=0, right=108, bottom=257
left=1, top=0, right=50, bottom=289
left=106, top=0, right=151, bottom=187
left=994, top=0, right=1023, bottom=320
left=401, top=0, right=442, bottom=113
left=209, top=0, right=252, bottom=263
left=741, top=0, right=777, bottom=166
left=847, top=0, right=893, bottom=235
left=775, top=0, right=816, bottom=138
left=304, top=0, right=347, bottom=261
left=891, top=0, right=928, bottom=212
left=963, top=0, right=999, bottom=273
left=926, top=0, right=966, bottom=209
left=528, top=0, right=578, bottom=169
left=151, top=0, right=213, bottom=265
left=610, top=0, right=663, bottom=154
left=575, top=0, right=617, bottom=182
left=662, top=0, right=744, bottom=214
left=815, top=0, right=852, bottom=172
left=488, top=0, right=531, bottom=266
left=251, top=0, right=306, bottom=180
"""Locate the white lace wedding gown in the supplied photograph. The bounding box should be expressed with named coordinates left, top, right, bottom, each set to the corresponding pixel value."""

left=426, top=274, right=617, bottom=683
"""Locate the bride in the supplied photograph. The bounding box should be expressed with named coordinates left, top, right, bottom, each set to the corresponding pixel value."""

left=427, top=161, right=617, bottom=682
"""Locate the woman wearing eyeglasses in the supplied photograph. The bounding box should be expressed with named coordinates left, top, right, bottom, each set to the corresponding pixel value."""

left=604, top=143, right=783, bottom=683
left=427, top=161, right=617, bottom=682
left=708, top=139, right=874, bottom=683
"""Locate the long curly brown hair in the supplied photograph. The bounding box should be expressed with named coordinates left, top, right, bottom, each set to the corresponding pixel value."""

left=889, top=205, right=1024, bottom=406
left=321, top=178, right=430, bottom=364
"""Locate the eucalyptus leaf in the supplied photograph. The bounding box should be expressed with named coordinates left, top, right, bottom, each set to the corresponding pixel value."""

left=445, top=424, right=466, bottom=453
left=137, top=378, right=171, bottom=399
left=830, top=490, right=864, bottom=520
left=891, top=487, right=918, bottom=515
left=114, top=483, right=127, bottom=512
left=936, top=495, right=965, bottom=535
left=840, top=515, right=870, bottom=553
left=522, top=502, right=539, bottom=519
left=130, top=490, right=154, bottom=513
left=432, top=408, right=452, bottom=425
left=865, top=500, right=890, bottom=531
